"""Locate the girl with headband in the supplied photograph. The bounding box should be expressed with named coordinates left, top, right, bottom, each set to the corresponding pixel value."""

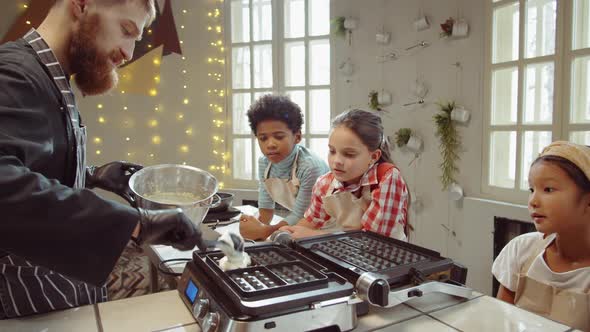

left=492, top=141, right=590, bottom=330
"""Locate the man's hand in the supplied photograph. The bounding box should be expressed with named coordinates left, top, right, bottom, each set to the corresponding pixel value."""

left=86, top=161, right=142, bottom=204
left=136, top=208, right=206, bottom=251
left=239, top=214, right=275, bottom=241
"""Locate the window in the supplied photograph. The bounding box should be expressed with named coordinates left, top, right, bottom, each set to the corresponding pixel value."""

left=483, top=0, right=590, bottom=202
left=227, top=0, right=331, bottom=188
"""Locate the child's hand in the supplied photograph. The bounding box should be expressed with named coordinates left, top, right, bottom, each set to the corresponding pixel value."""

left=278, top=225, right=324, bottom=239
left=239, top=214, right=272, bottom=241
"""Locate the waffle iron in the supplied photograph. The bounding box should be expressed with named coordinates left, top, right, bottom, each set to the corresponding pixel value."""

left=177, top=230, right=472, bottom=332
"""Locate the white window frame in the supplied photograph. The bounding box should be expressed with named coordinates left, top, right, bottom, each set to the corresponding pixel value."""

left=482, top=0, right=590, bottom=203
left=224, top=0, right=332, bottom=189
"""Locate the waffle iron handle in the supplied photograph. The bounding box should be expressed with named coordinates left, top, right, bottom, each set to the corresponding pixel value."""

left=356, top=272, right=390, bottom=306
left=356, top=272, right=473, bottom=308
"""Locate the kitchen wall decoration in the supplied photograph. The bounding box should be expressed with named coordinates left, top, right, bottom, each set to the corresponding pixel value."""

left=403, top=78, right=429, bottom=108
left=337, top=59, right=354, bottom=76
left=433, top=101, right=461, bottom=191
left=439, top=17, right=469, bottom=39
left=376, top=31, right=391, bottom=45
left=394, top=128, right=423, bottom=154
left=413, top=4, right=430, bottom=32
left=414, top=16, right=430, bottom=31
left=451, top=105, right=471, bottom=123
left=331, top=16, right=358, bottom=45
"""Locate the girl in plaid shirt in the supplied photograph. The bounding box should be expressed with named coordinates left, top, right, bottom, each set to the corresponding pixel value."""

left=279, top=109, right=409, bottom=240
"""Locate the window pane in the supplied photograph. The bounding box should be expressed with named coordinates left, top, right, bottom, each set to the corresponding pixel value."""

left=571, top=55, right=590, bottom=124
left=232, top=93, right=252, bottom=134
left=253, top=44, right=273, bottom=88
left=520, top=131, right=552, bottom=189
left=285, top=41, right=306, bottom=87
left=523, top=62, right=554, bottom=124
left=253, top=91, right=272, bottom=101
left=491, top=67, right=518, bottom=125
left=231, top=0, right=250, bottom=43
left=232, top=47, right=251, bottom=89
left=233, top=138, right=253, bottom=180
left=254, top=142, right=263, bottom=180
left=286, top=90, right=306, bottom=134
left=309, top=0, right=330, bottom=36
left=573, top=0, right=590, bottom=50
left=493, top=2, right=519, bottom=63
left=309, top=39, right=331, bottom=86
left=309, top=89, right=331, bottom=134
left=285, top=0, right=305, bottom=38
left=310, top=138, right=329, bottom=164
left=252, top=0, right=272, bottom=41
left=570, top=131, right=590, bottom=145
left=489, top=131, right=517, bottom=188
left=525, top=0, right=556, bottom=58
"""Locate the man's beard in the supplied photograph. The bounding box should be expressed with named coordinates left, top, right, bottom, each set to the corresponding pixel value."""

left=69, top=13, right=119, bottom=96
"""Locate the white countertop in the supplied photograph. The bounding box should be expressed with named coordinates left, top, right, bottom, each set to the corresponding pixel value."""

left=0, top=289, right=572, bottom=332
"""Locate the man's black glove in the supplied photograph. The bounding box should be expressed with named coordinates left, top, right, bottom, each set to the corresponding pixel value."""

left=86, top=161, right=142, bottom=205
left=135, top=208, right=207, bottom=251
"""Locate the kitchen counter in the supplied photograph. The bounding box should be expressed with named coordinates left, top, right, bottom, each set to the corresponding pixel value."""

left=0, top=288, right=573, bottom=331
left=1, top=206, right=575, bottom=331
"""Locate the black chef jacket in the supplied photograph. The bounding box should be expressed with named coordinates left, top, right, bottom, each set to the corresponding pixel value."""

left=0, top=39, right=140, bottom=287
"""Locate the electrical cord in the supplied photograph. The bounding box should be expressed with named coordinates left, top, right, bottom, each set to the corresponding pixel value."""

left=158, top=258, right=191, bottom=277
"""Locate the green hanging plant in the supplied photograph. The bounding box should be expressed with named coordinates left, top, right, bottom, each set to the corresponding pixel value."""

left=368, top=90, right=380, bottom=110
left=395, top=128, right=412, bottom=148
left=331, top=16, right=346, bottom=38
left=433, top=101, right=461, bottom=190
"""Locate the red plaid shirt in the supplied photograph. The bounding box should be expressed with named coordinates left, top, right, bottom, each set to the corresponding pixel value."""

left=304, top=163, right=408, bottom=239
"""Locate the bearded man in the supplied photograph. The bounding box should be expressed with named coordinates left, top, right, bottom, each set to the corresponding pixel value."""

left=0, top=0, right=205, bottom=318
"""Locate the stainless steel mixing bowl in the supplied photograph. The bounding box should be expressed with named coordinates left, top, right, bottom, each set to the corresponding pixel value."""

left=128, top=164, right=220, bottom=227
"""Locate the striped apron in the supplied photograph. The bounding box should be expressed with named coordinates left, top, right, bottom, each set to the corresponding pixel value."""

left=0, top=29, right=106, bottom=319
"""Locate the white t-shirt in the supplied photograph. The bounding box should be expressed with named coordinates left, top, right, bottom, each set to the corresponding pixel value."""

left=492, top=232, right=590, bottom=292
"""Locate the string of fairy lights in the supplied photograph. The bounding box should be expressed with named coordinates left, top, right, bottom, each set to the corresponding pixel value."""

left=206, top=1, right=228, bottom=188
left=14, top=1, right=228, bottom=185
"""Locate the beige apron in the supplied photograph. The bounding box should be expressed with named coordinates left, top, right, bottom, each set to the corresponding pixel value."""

left=321, top=182, right=372, bottom=232
left=263, top=149, right=300, bottom=211
left=514, top=235, right=590, bottom=330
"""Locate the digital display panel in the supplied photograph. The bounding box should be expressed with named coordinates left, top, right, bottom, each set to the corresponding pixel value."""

left=185, top=279, right=199, bottom=304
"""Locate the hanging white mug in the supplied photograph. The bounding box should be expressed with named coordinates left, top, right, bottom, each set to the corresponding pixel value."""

left=413, top=16, right=430, bottom=31
left=452, top=19, right=469, bottom=37
left=412, top=80, right=429, bottom=98
left=338, top=61, right=354, bottom=76
left=448, top=182, right=464, bottom=201
left=377, top=91, right=392, bottom=106
left=406, top=135, right=423, bottom=152
left=376, top=32, right=391, bottom=44
left=344, top=18, right=358, bottom=30
left=451, top=106, right=470, bottom=123
left=411, top=194, right=423, bottom=213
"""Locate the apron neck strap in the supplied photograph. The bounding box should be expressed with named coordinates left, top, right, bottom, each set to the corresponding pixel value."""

left=521, top=234, right=554, bottom=274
